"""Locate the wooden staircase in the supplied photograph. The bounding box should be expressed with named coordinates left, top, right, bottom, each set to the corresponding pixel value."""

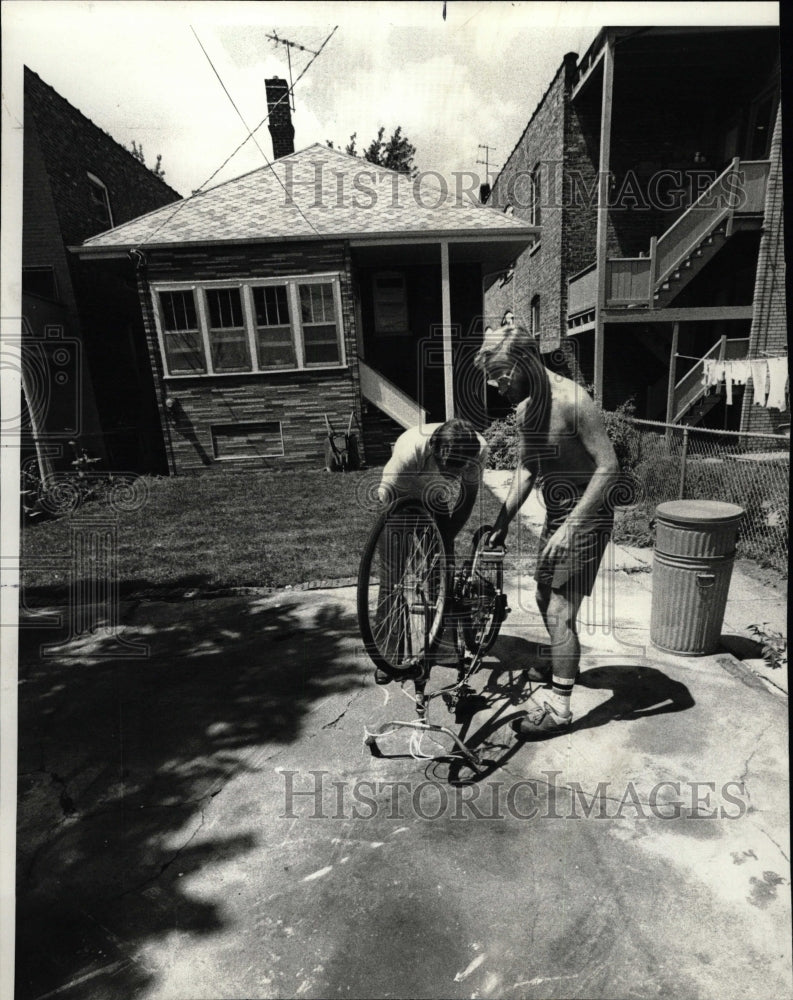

left=670, top=336, right=750, bottom=425
left=652, top=222, right=730, bottom=308
left=571, top=158, right=771, bottom=315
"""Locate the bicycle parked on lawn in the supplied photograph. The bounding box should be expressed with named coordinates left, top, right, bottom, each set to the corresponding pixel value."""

left=357, top=497, right=510, bottom=769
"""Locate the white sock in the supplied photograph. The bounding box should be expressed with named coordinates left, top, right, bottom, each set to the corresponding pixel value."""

left=546, top=675, right=574, bottom=717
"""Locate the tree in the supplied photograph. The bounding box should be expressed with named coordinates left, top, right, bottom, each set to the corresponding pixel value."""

left=326, top=126, right=418, bottom=177
left=129, top=140, right=166, bottom=180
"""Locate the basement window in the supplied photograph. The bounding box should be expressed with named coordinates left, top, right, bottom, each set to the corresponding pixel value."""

left=211, top=421, right=285, bottom=460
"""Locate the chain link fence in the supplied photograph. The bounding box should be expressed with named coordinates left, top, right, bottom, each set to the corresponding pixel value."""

left=621, top=417, right=789, bottom=573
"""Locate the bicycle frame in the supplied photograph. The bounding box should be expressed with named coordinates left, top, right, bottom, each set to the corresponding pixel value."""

left=363, top=531, right=508, bottom=770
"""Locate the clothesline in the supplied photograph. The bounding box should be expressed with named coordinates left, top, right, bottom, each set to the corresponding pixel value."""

left=702, top=356, right=788, bottom=409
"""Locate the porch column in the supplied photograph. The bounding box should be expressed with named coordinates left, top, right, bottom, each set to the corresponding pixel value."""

left=593, top=32, right=615, bottom=403
left=440, top=240, right=454, bottom=419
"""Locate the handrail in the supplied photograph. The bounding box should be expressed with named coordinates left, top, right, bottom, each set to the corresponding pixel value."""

left=358, top=358, right=428, bottom=429
left=657, top=158, right=736, bottom=252
left=567, top=260, right=596, bottom=284
left=672, top=336, right=751, bottom=424
left=674, top=338, right=724, bottom=392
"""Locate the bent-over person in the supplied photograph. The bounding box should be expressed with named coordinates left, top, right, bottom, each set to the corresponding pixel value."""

left=372, top=419, right=489, bottom=685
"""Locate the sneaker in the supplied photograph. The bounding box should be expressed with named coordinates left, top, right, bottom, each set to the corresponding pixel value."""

left=512, top=697, right=572, bottom=740
left=374, top=667, right=391, bottom=686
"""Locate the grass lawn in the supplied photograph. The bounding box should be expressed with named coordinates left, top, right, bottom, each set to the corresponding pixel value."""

left=21, top=468, right=524, bottom=600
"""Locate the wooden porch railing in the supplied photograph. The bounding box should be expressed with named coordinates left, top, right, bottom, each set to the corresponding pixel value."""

left=607, top=159, right=771, bottom=307
left=567, top=159, right=770, bottom=322
left=567, top=262, right=597, bottom=317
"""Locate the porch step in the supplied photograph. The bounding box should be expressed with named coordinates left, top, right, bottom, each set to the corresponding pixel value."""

left=653, top=224, right=729, bottom=305
left=680, top=391, right=722, bottom=426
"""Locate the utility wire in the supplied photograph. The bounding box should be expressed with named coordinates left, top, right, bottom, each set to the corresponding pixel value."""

left=189, top=26, right=320, bottom=237
left=133, top=25, right=337, bottom=248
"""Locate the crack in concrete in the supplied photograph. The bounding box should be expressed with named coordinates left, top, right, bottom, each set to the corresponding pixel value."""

left=322, top=688, right=366, bottom=730
left=747, top=818, right=791, bottom=864
left=110, top=808, right=207, bottom=901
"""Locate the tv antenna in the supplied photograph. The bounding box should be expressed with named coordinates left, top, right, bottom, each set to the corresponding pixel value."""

left=265, top=31, right=320, bottom=111
left=477, top=144, right=498, bottom=180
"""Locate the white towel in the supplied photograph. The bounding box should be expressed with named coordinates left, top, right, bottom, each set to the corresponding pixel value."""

left=750, top=360, right=768, bottom=405
left=766, top=357, right=789, bottom=411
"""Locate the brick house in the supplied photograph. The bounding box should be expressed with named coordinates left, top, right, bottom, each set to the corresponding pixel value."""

left=22, top=67, right=181, bottom=475
left=75, top=84, right=538, bottom=474
left=485, top=26, right=787, bottom=433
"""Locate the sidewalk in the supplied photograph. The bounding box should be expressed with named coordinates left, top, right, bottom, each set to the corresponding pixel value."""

left=484, top=468, right=789, bottom=696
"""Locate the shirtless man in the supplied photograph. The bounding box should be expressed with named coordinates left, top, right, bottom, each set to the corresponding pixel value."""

left=474, top=323, right=619, bottom=737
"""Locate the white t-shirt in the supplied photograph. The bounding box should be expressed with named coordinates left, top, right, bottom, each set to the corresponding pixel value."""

left=377, top=423, right=489, bottom=506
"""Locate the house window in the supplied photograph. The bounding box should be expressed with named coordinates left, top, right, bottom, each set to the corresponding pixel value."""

left=530, top=163, right=541, bottom=227
left=86, top=172, right=114, bottom=228
left=152, top=275, right=345, bottom=377
left=205, top=287, right=251, bottom=372
left=530, top=295, right=540, bottom=338
left=299, top=282, right=341, bottom=365
left=211, top=421, right=285, bottom=460
left=158, top=289, right=206, bottom=374
left=372, top=271, right=409, bottom=335
left=22, top=266, right=58, bottom=300
left=252, top=285, right=295, bottom=369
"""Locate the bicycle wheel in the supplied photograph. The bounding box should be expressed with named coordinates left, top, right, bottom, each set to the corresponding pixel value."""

left=357, top=499, right=450, bottom=678
left=461, top=525, right=506, bottom=655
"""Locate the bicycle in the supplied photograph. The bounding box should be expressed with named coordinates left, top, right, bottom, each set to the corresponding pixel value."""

left=357, top=497, right=510, bottom=769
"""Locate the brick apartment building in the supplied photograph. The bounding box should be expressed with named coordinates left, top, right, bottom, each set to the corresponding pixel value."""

left=485, top=26, right=787, bottom=434
left=22, top=67, right=181, bottom=474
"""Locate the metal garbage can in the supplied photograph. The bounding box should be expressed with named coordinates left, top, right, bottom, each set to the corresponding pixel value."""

left=650, top=500, right=744, bottom=655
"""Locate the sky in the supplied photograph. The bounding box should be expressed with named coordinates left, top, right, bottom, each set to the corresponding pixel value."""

left=2, top=1, right=780, bottom=199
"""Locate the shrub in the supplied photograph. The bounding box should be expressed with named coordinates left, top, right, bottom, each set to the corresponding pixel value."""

left=613, top=506, right=655, bottom=547
left=600, top=397, right=641, bottom=472
left=484, top=410, right=518, bottom=470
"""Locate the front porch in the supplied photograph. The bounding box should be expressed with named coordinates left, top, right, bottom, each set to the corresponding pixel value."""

left=349, top=235, right=533, bottom=460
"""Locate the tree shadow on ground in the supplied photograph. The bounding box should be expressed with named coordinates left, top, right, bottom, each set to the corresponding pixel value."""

left=15, top=580, right=363, bottom=1000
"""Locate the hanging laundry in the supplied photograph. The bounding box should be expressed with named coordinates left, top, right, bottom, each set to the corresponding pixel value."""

left=766, top=356, right=789, bottom=410
left=702, top=357, right=718, bottom=388
left=730, top=360, right=750, bottom=384
left=750, top=359, right=769, bottom=406
left=725, top=367, right=734, bottom=405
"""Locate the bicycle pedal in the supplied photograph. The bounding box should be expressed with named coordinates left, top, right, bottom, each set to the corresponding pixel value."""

left=478, top=548, right=505, bottom=562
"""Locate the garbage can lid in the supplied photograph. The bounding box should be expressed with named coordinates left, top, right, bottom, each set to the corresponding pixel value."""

left=655, top=500, right=745, bottom=525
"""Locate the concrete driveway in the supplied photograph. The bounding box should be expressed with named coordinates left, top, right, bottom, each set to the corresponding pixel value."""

left=15, top=539, right=791, bottom=1000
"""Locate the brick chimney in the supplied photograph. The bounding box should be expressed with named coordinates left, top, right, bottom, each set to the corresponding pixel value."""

left=265, top=78, right=295, bottom=159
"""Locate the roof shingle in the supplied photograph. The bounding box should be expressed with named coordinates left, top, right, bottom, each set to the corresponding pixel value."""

left=81, top=144, right=536, bottom=249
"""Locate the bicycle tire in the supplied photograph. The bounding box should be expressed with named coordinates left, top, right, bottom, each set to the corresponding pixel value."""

left=357, top=498, right=450, bottom=678
left=461, top=525, right=505, bottom=655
